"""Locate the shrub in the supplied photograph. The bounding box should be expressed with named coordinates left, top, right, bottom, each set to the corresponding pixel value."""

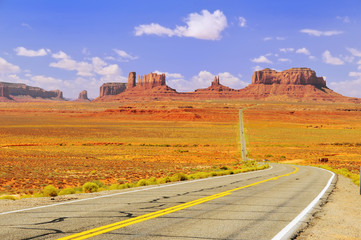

left=159, top=176, right=172, bottom=184
left=146, top=177, right=158, bottom=185
left=58, top=188, right=76, bottom=195
left=82, top=182, right=99, bottom=193
left=170, top=173, right=188, bottom=182
left=136, top=179, right=148, bottom=187
left=0, top=195, right=17, bottom=200
left=43, top=185, right=58, bottom=197
left=91, top=180, right=105, bottom=188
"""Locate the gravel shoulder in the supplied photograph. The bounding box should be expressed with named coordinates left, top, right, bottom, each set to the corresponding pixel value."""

left=297, top=174, right=361, bottom=240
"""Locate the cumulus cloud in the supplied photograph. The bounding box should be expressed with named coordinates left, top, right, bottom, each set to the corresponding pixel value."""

left=31, top=75, right=62, bottom=84
left=159, top=70, right=246, bottom=92
left=50, top=51, right=124, bottom=80
left=300, top=29, right=343, bottom=37
left=279, top=48, right=294, bottom=53
left=113, top=49, right=138, bottom=61
left=253, top=66, right=263, bottom=71
left=322, top=51, right=344, bottom=65
left=14, top=47, right=48, bottom=57
left=238, top=17, right=246, bottom=27
left=52, top=51, right=70, bottom=59
left=251, top=55, right=272, bottom=64
left=135, top=10, right=227, bottom=40
left=0, top=57, right=20, bottom=74
left=346, top=48, right=361, bottom=57
left=296, top=48, right=311, bottom=55
left=329, top=73, right=361, bottom=98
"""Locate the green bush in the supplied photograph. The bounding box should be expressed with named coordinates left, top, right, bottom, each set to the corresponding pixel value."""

left=170, top=173, right=188, bottom=182
left=146, top=177, right=158, bottom=185
left=136, top=179, right=148, bottom=187
left=91, top=180, right=105, bottom=188
left=159, top=176, right=172, bottom=184
left=0, top=195, right=17, bottom=200
left=82, top=182, right=99, bottom=193
left=43, top=185, right=58, bottom=197
left=58, top=188, right=76, bottom=195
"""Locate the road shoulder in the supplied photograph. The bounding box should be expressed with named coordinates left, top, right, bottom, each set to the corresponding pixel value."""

left=297, top=174, right=361, bottom=239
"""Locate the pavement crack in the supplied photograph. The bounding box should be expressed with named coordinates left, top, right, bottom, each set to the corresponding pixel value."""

left=34, top=217, right=67, bottom=225
left=118, top=211, right=134, bottom=218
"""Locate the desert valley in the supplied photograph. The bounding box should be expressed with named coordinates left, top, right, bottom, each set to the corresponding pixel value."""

left=0, top=68, right=360, bottom=196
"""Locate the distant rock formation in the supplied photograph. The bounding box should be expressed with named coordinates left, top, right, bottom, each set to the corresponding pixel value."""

left=99, top=82, right=127, bottom=98
left=95, top=68, right=360, bottom=103
left=76, top=90, right=90, bottom=102
left=95, top=72, right=177, bottom=101
left=0, top=82, right=64, bottom=102
left=193, top=76, right=237, bottom=98
left=252, top=68, right=326, bottom=88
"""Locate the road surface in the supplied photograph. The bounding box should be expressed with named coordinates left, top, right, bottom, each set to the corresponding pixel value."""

left=0, top=164, right=334, bottom=240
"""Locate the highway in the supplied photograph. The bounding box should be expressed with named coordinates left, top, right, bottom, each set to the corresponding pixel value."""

left=0, top=164, right=335, bottom=240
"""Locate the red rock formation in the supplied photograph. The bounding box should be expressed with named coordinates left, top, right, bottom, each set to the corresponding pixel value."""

left=99, top=82, right=127, bottom=98
left=127, top=72, right=136, bottom=89
left=193, top=76, right=237, bottom=98
left=252, top=68, right=326, bottom=88
left=137, top=72, right=166, bottom=90
left=0, top=82, right=64, bottom=101
left=0, top=85, right=10, bottom=98
left=76, top=90, right=90, bottom=102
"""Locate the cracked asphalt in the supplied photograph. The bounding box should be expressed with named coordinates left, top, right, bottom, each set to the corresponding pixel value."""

left=0, top=164, right=334, bottom=240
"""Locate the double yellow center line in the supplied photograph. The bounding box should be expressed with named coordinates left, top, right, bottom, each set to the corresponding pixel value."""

left=59, top=167, right=298, bottom=240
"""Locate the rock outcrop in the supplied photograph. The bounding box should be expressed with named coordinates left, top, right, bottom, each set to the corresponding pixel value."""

left=95, top=68, right=360, bottom=103
left=0, top=82, right=64, bottom=101
left=76, top=90, right=90, bottom=102
left=252, top=68, right=326, bottom=88
left=99, top=83, right=127, bottom=98
left=193, top=76, right=237, bottom=98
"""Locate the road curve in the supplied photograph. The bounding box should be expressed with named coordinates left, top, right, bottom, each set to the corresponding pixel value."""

left=0, top=164, right=334, bottom=240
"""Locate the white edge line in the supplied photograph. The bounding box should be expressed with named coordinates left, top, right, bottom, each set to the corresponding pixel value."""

left=0, top=165, right=274, bottom=215
left=272, top=167, right=335, bottom=240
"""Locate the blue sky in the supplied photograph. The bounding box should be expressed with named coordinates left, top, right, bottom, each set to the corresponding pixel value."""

left=1, top=0, right=361, bottom=99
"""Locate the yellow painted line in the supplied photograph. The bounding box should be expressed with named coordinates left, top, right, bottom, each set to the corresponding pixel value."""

left=58, top=167, right=299, bottom=240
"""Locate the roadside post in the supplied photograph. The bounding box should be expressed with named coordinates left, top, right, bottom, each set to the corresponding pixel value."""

left=360, top=167, right=361, bottom=195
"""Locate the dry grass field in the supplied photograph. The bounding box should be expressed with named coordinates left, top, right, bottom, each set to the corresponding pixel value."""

left=0, top=100, right=360, bottom=196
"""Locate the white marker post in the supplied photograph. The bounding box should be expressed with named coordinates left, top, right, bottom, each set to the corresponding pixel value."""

left=239, top=109, right=247, bottom=161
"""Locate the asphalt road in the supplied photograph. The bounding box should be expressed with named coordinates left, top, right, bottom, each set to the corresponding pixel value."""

left=0, top=164, right=334, bottom=240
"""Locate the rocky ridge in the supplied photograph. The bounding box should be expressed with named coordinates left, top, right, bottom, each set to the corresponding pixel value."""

left=0, top=82, right=64, bottom=101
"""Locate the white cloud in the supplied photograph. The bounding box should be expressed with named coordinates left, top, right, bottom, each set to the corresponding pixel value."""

left=0, top=57, right=20, bottom=74
left=14, top=46, right=48, bottom=57
left=300, top=29, right=343, bottom=37
left=278, top=58, right=291, bottom=62
left=161, top=70, right=246, bottom=92
left=154, top=70, right=184, bottom=79
left=135, top=23, right=175, bottom=37
left=253, top=66, right=263, bottom=71
left=296, top=47, right=311, bottom=55
left=336, top=16, right=350, bottom=23
left=31, top=75, right=62, bottom=84
left=52, top=51, right=70, bottom=59
left=251, top=55, right=272, bottom=64
left=330, top=73, right=361, bottom=98
left=264, top=37, right=285, bottom=41
left=349, top=72, right=361, bottom=78
left=113, top=49, right=138, bottom=61
left=50, top=58, right=93, bottom=76
left=346, top=48, right=361, bottom=57
left=238, top=17, right=246, bottom=27
left=280, top=48, right=294, bottom=53
left=135, top=10, right=227, bottom=40
left=309, top=56, right=316, bottom=60
left=322, top=50, right=344, bottom=65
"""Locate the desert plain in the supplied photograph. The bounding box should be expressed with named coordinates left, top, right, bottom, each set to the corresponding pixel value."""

left=0, top=100, right=360, bottom=196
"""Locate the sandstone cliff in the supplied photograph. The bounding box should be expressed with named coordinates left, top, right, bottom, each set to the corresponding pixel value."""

left=0, top=82, right=64, bottom=101
left=95, top=72, right=177, bottom=101
left=193, top=76, right=237, bottom=98
left=252, top=68, right=326, bottom=88
left=99, top=82, right=127, bottom=98
left=76, top=90, right=90, bottom=102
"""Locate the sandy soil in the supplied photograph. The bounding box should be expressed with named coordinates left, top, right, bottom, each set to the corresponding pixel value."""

left=297, top=175, right=361, bottom=240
